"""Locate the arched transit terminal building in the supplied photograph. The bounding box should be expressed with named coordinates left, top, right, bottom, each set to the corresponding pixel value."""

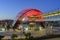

left=13, top=9, right=60, bottom=32
left=13, top=9, right=45, bottom=30
left=0, top=9, right=60, bottom=34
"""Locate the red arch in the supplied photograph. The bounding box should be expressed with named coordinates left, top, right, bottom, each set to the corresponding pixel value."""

left=16, top=9, right=44, bottom=23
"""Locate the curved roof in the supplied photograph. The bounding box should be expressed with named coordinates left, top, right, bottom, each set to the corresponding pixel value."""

left=16, top=9, right=44, bottom=23
left=16, top=9, right=42, bottom=18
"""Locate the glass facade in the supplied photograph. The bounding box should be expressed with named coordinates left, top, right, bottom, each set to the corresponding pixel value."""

left=45, top=15, right=60, bottom=19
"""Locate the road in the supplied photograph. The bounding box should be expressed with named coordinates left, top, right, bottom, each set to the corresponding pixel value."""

left=44, top=38, right=60, bottom=40
left=0, top=29, right=60, bottom=40
left=0, top=29, right=46, bottom=39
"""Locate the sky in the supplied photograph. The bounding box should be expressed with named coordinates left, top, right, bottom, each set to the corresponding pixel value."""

left=0, top=0, right=60, bottom=20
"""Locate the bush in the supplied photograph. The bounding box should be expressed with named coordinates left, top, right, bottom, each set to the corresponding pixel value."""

left=0, top=35, right=4, bottom=40
left=11, top=34, right=17, bottom=40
